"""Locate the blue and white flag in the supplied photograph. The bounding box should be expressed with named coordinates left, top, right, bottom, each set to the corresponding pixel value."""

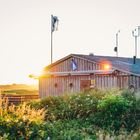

left=51, top=15, right=59, bottom=32
left=71, top=59, right=77, bottom=71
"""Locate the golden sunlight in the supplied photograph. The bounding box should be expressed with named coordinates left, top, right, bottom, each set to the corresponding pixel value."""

left=101, top=61, right=112, bottom=70
left=28, top=67, right=43, bottom=82
left=103, top=64, right=111, bottom=70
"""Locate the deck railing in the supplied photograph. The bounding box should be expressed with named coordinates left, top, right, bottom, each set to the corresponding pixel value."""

left=1, top=94, right=39, bottom=104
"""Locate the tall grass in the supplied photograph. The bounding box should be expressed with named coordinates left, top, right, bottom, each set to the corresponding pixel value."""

left=0, top=96, right=47, bottom=139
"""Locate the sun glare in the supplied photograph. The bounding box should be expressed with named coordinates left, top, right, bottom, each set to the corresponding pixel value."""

left=28, top=67, right=44, bottom=81
left=104, top=64, right=111, bottom=70
left=101, top=61, right=112, bottom=70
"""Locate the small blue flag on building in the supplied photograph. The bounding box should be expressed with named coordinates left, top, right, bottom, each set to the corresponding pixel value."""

left=71, top=59, right=77, bottom=71
left=51, top=15, right=59, bottom=32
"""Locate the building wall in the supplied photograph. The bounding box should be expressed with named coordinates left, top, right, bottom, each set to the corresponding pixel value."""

left=95, top=75, right=118, bottom=89
left=39, top=74, right=120, bottom=98
left=39, top=56, right=140, bottom=98
left=128, top=75, right=140, bottom=89
left=39, top=75, right=90, bottom=97
left=48, top=56, right=103, bottom=72
left=39, top=75, right=140, bottom=98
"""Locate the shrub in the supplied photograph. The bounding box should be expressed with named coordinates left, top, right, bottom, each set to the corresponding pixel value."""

left=0, top=98, right=48, bottom=139
left=1, top=89, right=140, bottom=139
left=87, top=94, right=137, bottom=131
left=30, top=89, right=140, bottom=132
left=30, top=91, right=99, bottom=121
left=121, top=90, right=140, bottom=131
left=44, top=119, right=97, bottom=140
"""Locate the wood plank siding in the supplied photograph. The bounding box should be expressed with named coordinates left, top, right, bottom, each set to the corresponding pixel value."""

left=39, top=55, right=140, bottom=98
left=48, top=56, right=101, bottom=72
left=40, top=74, right=138, bottom=97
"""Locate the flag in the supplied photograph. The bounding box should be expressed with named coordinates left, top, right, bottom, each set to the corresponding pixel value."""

left=51, top=15, right=59, bottom=32
left=71, top=59, right=77, bottom=71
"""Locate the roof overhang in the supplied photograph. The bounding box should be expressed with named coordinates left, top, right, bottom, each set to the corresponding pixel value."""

left=42, top=70, right=115, bottom=77
left=113, top=67, right=140, bottom=77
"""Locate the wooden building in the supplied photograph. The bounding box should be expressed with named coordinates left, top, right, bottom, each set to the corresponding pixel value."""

left=39, top=54, right=140, bottom=98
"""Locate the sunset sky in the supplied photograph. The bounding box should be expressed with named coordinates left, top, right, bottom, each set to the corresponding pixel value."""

left=0, top=0, right=140, bottom=84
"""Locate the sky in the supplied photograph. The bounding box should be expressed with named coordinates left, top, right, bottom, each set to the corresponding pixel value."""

left=0, top=0, right=140, bottom=84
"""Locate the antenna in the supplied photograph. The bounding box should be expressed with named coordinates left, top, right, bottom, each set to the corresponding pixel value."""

left=132, top=26, right=140, bottom=58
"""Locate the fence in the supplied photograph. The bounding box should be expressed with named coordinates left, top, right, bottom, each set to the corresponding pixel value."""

left=1, top=94, right=39, bottom=104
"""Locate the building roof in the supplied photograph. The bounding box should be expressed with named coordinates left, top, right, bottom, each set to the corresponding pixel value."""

left=45, top=54, right=140, bottom=76
left=74, top=54, right=140, bottom=76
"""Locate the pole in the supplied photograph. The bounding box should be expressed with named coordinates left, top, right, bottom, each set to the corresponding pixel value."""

left=51, top=27, right=53, bottom=64
left=116, top=33, right=118, bottom=57
left=135, top=36, right=137, bottom=57
left=132, top=26, right=140, bottom=59
left=51, top=15, right=53, bottom=64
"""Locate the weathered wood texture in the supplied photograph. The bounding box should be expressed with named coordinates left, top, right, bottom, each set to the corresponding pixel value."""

left=39, top=56, right=140, bottom=98
left=39, top=74, right=123, bottom=98
left=48, top=56, right=102, bottom=72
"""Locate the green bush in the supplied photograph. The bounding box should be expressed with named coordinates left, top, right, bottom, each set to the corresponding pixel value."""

left=30, top=89, right=140, bottom=132
left=1, top=89, right=140, bottom=139
left=44, top=119, right=97, bottom=140
left=121, top=90, right=140, bottom=131
left=30, top=90, right=100, bottom=121
left=87, top=94, right=139, bottom=132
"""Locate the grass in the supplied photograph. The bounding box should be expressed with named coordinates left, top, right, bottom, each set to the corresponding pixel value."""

left=0, top=84, right=38, bottom=95
left=2, top=89, right=38, bottom=95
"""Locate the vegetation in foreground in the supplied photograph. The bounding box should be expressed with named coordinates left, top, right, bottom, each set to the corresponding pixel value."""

left=0, top=89, right=140, bottom=139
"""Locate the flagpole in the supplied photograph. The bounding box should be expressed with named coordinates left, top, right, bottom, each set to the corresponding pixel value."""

left=50, top=14, right=59, bottom=64
left=51, top=30, right=53, bottom=64
left=51, top=15, right=53, bottom=64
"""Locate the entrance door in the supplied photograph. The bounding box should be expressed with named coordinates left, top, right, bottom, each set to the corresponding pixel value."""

left=80, top=80, right=91, bottom=91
